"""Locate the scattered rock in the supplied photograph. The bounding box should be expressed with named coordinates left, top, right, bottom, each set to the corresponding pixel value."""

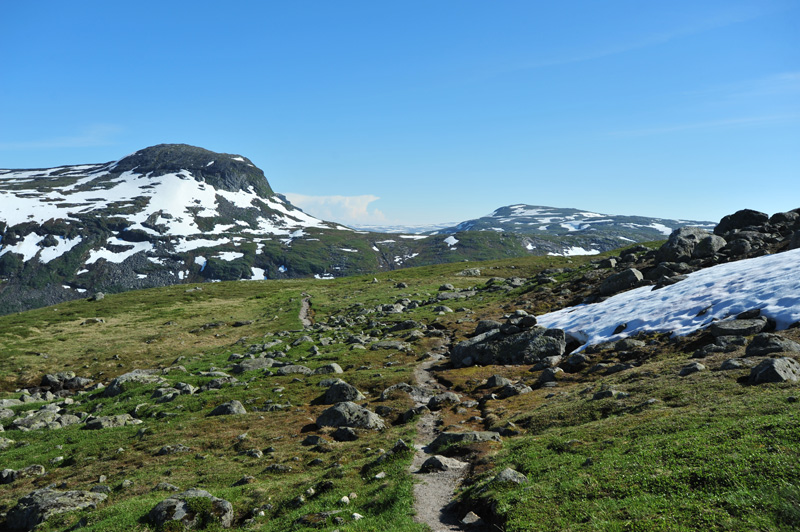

left=149, top=488, right=234, bottom=529
left=209, top=400, right=247, bottom=416
left=316, top=402, right=385, bottom=430
left=679, top=362, right=706, bottom=376
left=746, top=334, right=800, bottom=357
left=749, top=357, right=800, bottom=384
left=6, top=489, right=107, bottom=531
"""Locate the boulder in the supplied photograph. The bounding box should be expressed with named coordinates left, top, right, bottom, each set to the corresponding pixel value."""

left=230, top=358, right=274, bottom=374
left=104, top=369, right=164, bottom=397
left=749, top=358, right=800, bottom=384
left=493, top=467, right=528, bottom=485
left=321, top=382, right=365, bottom=404
left=692, top=235, right=727, bottom=259
left=428, top=392, right=461, bottom=410
left=746, top=334, right=800, bottom=357
left=84, top=414, right=142, bottom=430
left=209, top=400, right=246, bottom=416
left=715, top=209, right=769, bottom=236
left=679, top=362, right=706, bottom=376
left=429, top=431, right=501, bottom=452
left=599, top=268, right=644, bottom=296
left=451, top=327, right=565, bottom=368
left=484, top=375, right=512, bottom=388
left=314, top=363, right=343, bottom=375
left=657, top=227, right=710, bottom=262
left=710, top=319, right=768, bottom=338
left=276, top=365, right=313, bottom=376
left=6, top=489, right=107, bottom=531
left=149, top=488, right=234, bottom=529
left=419, top=455, right=468, bottom=473
left=316, top=402, right=385, bottom=430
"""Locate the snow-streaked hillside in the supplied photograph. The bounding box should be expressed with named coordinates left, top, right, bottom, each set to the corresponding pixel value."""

left=537, top=248, right=800, bottom=347
left=431, top=204, right=715, bottom=255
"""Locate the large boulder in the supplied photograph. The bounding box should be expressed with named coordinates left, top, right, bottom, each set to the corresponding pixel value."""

left=745, top=334, right=800, bottom=357
left=749, top=357, right=800, bottom=384
left=429, top=431, right=501, bottom=452
left=316, top=402, right=385, bottom=430
left=599, top=268, right=644, bottom=296
left=710, top=318, right=768, bottom=338
left=451, top=327, right=566, bottom=368
left=321, top=382, right=365, bottom=404
left=714, top=209, right=769, bottom=236
left=692, top=235, right=727, bottom=259
left=657, top=227, right=710, bottom=262
left=104, top=369, right=164, bottom=397
left=149, top=488, right=234, bottom=529
left=230, top=358, right=274, bottom=374
left=6, top=489, right=107, bottom=531
left=84, top=414, right=143, bottom=430
left=209, top=400, right=246, bottom=416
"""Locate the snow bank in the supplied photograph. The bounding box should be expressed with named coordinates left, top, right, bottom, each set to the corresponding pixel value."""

left=537, top=248, right=800, bottom=348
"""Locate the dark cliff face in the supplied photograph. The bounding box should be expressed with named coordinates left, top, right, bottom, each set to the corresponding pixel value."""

left=112, top=144, right=274, bottom=197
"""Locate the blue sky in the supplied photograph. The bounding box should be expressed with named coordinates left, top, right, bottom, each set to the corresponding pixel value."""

left=1, top=0, right=798, bottom=226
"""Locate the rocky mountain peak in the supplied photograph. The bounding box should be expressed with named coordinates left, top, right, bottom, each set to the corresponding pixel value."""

left=112, top=144, right=273, bottom=197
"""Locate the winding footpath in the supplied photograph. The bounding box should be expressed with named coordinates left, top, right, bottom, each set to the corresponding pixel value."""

left=410, top=358, right=492, bottom=532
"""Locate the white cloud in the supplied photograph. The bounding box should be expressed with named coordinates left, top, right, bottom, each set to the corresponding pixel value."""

left=283, top=193, right=387, bottom=226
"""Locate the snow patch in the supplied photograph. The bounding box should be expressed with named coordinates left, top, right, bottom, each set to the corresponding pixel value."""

left=444, top=236, right=459, bottom=247
left=537, top=248, right=800, bottom=348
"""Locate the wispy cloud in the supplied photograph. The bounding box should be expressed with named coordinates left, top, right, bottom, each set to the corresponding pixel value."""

left=684, top=72, right=800, bottom=100
left=0, top=124, right=122, bottom=150
left=505, top=4, right=778, bottom=72
left=609, top=114, right=799, bottom=137
left=283, top=193, right=387, bottom=226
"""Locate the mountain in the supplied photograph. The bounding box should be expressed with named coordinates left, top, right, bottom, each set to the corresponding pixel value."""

left=431, top=204, right=715, bottom=254
left=0, top=145, right=536, bottom=315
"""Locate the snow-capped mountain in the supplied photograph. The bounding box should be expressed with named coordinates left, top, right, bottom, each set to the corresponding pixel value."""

left=431, top=204, right=715, bottom=255
left=0, top=145, right=537, bottom=314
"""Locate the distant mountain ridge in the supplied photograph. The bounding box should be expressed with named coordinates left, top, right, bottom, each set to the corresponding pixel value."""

left=0, top=144, right=715, bottom=315
left=430, top=204, right=715, bottom=254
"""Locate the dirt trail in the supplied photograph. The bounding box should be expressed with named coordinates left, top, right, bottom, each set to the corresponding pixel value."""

left=411, top=358, right=491, bottom=532
left=298, top=293, right=313, bottom=328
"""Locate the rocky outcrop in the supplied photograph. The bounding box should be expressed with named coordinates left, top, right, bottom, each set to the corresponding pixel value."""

left=6, top=489, right=107, bottom=531
left=149, top=488, right=234, bottom=529
left=316, top=402, right=385, bottom=430
left=451, top=326, right=566, bottom=368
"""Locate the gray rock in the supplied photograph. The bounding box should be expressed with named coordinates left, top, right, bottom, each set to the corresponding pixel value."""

left=428, top=392, right=461, bottom=410
left=615, top=338, right=646, bottom=351
left=429, top=431, right=501, bottom=452
left=692, top=235, right=727, bottom=259
left=157, top=444, right=193, bottom=456
left=149, top=488, right=234, bottom=529
left=209, top=400, right=246, bottom=416
left=493, top=467, right=528, bottom=484
left=276, top=365, right=313, bottom=376
left=746, top=334, right=800, bottom=357
left=419, top=455, right=468, bottom=473
left=84, top=414, right=143, bottom=430
left=379, top=382, right=431, bottom=403
left=316, top=402, right=385, bottom=430
left=6, top=489, right=107, bottom=531
left=104, top=369, right=164, bottom=397
left=451, top=327, right=565, bottom=368
left=230, top=358, right=275, bottom=374
left=710, top=318, right=768, bottom=338
left=599, top=268, right=644, bottom=296
left=679, top=362, right=706, bottom=376
left=715, top=209, right=769, bottom=236
left=726, top=238, right=752, bottom=256
left=485, top=375, right=512, bottom=388
left=495, top=383, right=533, bottom=399
left=314, top=363, right=343, bottom=375
left=657, top=227, right=710, bottom=262
left=370, top=341, right=411, bottom=351
left=720, top=358, right=756, bottom=371
left=749, top=357, right=800, bottom=384
left=322, top=382, right=365, bottom=404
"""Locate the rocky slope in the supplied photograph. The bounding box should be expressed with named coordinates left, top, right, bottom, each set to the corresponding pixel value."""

left=0, top=207, right=799, bottom=531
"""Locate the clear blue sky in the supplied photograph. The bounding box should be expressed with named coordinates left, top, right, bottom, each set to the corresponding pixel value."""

left=1, top=1, right=798, bottom=226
